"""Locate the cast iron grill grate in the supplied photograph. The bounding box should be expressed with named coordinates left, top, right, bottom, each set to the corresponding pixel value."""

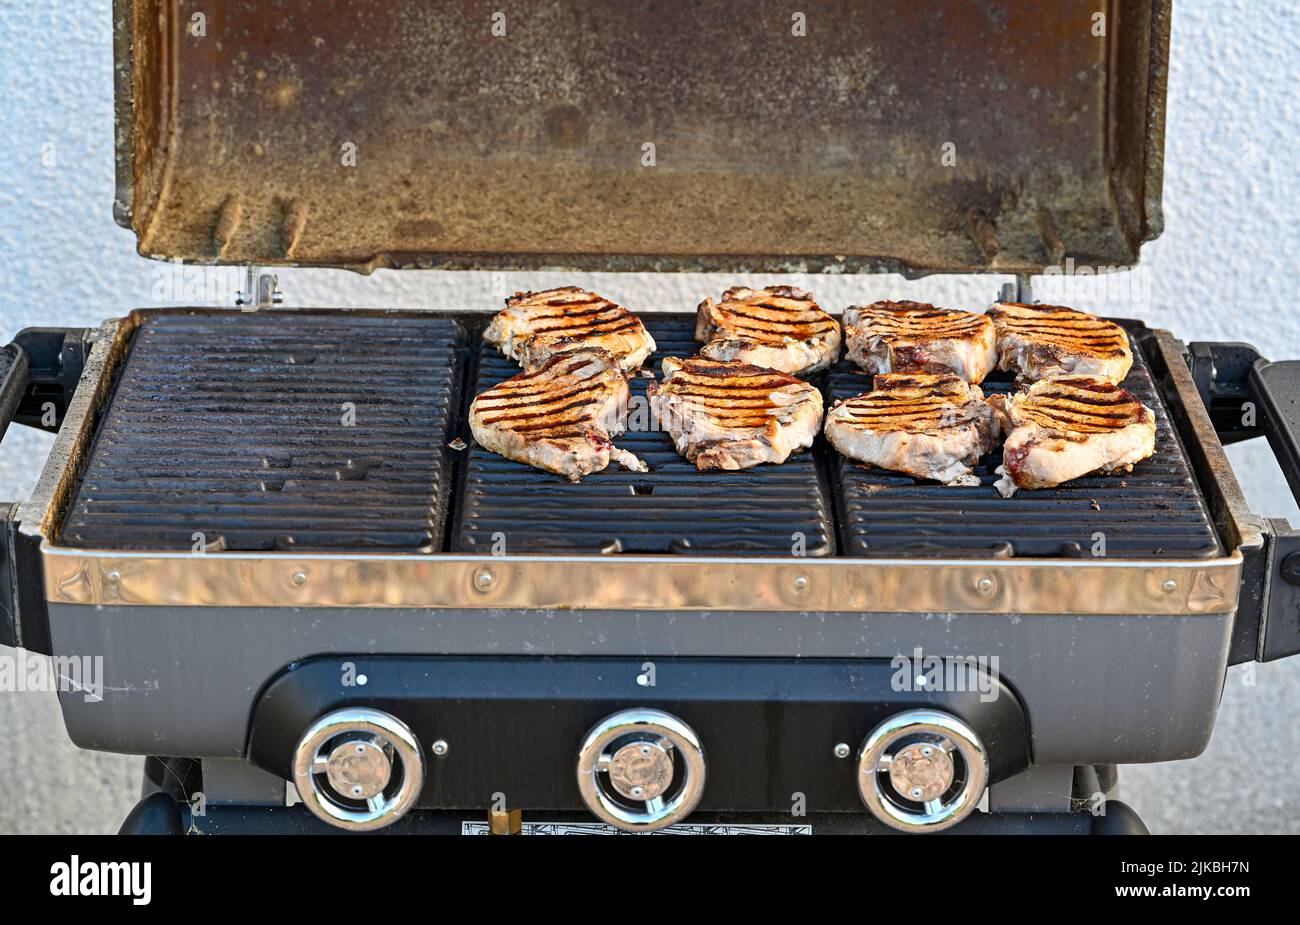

left=58, top=311, right=465, bottom=551
left=452, top=316, right=837, bottom=555
left=827, top=324, right=1222, bottom=558
left=54, top=311, right=1221, bottom=561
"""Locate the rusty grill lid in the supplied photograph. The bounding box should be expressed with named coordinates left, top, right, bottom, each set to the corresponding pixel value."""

left=114, top=0, right=1170, bottom=275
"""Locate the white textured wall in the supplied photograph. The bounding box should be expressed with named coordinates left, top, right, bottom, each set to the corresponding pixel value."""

left=1, top=1, right=1298, bottom=833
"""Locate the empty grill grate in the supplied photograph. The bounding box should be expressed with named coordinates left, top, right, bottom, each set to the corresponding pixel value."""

left=59, top=311, right=466, bottom=551
left=452, top=316, right=837, bottom=555
left=827, top=324, right=1222, bottom=558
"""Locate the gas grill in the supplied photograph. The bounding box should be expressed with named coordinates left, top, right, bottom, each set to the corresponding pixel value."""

left=3, top=0, right=1300, bottom=834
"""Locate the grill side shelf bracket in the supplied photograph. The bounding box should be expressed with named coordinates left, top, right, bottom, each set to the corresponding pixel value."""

left=0, top=335, right=26, bottom=642
left=1249, top=359, right=1300, bottom=661
left=8, top=329, right=94, bottom=433
left=0, top=328, right=99, bottom=652
left=1185, top=341, right=1300, bottom=662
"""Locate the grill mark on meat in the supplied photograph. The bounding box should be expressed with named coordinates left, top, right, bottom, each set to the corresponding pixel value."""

left=540, top=292, right=599, bottom=306
left=669, top=361, right=780, bottom=379
left=672, top=395, right=793, bottom=408
left=726, top=299, right=838, bottom=324
left=823, top=371, right=998, bottom=484
left=468, top=347, right=647, bottom=481
left=668, top=375, right=793, bottom=392
left=483, top=287, right=656, bottom=372
left=475, top=386, right=600, bottom=411
left=526, top=304, right=620, bottom=324
left=1031, top=391, right=1134, bottom=411
left=528, top=316, right=642, bottom=336
left=841, top=404, right=949, bottom=421
left=534, top=300, right=610, bottom=316
left=989, top=302, right=1131, bottom=362
left=671, top=380, right=793, bottom=395
left=478, top=390, right=606, bottom=425
left=494, top=354, right=601, bottom=384
left=834, top=397, right=977, bottom=430
left=650, top=356, right=824, bottom=469
left=721, top=319, right=839, bottom=340
left=709, top=301, right=838, bottom=341
left=507, top=408, right=604, bottom=434
left=848, top=301, right=988, bottom=338
left=695, top=286, right=841, bottom=376
left=842, top=300, right=996, bottom=384
left=1005, top=327, right=1124, bottom=342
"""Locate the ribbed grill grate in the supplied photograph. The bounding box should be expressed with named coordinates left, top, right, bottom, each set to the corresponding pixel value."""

left=827, top=325, right=1222, bottom=558
left=56, top=311, right=1221, bottom=562
left=59, top=311, right=465, bottom=551
left=452, top=316, right=837, bottom=555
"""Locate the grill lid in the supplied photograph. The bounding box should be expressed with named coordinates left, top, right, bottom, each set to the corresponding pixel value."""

left=114, top=0, right=1170, bottom=275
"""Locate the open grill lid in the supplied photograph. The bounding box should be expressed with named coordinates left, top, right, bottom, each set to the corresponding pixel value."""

left=114, top=0, right=1170, bottom=275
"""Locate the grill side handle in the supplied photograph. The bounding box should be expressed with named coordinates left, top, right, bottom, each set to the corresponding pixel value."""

left=1250, top=360, right=1300, bottom=508
left=0, top=344, right=30, bottom=446
left=0, top=328, right=94, bottom=652
left=1188, top=341, right=1300, bottom=662
left=0, top=342, right=33, bottom=651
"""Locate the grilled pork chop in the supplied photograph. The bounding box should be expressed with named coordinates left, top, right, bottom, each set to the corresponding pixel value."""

left=469, top=348, right=648, bottom=482
left=696, top=286, right=841, bottom=376
left=483, top=287, right=656, bottom=372
left=987, top=302, right=1133, bottom=384
left=989, top=377, right=1156, bottom=497
left=843, top=301, right=996, bottom=383
left=648, top=357, right=823, bottom=470
left=824, top=372, right=998, bottom=486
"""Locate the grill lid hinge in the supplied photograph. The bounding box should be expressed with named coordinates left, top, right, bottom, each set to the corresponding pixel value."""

left=998, top=274, right=1034, bottom=304
left=235, top=267, right=284, bottom=310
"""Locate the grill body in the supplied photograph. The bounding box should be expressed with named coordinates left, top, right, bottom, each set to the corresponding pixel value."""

left=33, top=308, right=1242, bottom=770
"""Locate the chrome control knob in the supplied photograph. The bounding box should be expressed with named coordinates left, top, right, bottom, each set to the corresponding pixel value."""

left=292, top=707, right=424, bottom=831
left=856, top=709, right=988, bottom=833
left=325, top=738, right=392, bottom=802
left=576, top=709, right=706, bottom=832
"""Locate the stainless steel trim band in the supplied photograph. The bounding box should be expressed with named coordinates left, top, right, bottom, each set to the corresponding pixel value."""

left=40, top=544, right=1241, bottom=615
